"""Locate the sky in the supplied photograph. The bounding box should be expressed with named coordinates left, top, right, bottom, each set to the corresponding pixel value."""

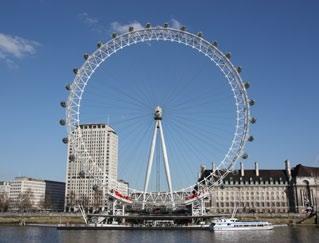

left=0, top=0, right=319, bottom=186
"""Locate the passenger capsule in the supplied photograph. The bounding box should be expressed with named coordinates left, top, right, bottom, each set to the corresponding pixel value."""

left=180, top=26, right=186, bottom=31
left=83, top=53, right=89, bottom=60
left=145, top=23, right=151, bottom=28
left=212, top=41, right=218, bottom=47
left=244, top=82, right=250, bottom=89
left=92, top=184, right=99, bottom=191
left=112, top=32, right=117, bottom=38
left=249, top=99, right=255, bottom=106
left=241, top=153, right=248, bottom=159
left=65, top=84, right=71, bottom=91
left=73, top=68, right=78, bottom=75
left=69, top=154, right=75, bottom=161
left=62, top=137, right=68, bottom=144
left=97, top=42, right=103, bottom=48
left=225, top=52, right=232, bottom=59
left=59, top=119, right=66, bottom=126
left=197, top=32, right=203, bottom=38
left=79, top=170, right=85, bottom=178
left=128, top=26, right=134, bottom=32
left=250, top=117, right=256, bottom=124
left=163, top=23, right=169, bottom=28
left=248, top=136, right=254, bottom=142
left=60, top=101, right=66, bottom=108
left=236, top=66, right=242, bottom=73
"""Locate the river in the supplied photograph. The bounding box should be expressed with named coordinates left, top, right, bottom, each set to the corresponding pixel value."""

left=0, top=226, right=318, bottom=243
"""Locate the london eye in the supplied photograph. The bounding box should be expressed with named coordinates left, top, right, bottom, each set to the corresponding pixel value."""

left=60, top=23, right=255, bottom=210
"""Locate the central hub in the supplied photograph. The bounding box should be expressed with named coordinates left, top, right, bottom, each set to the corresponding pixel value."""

left=154, top=106, right=162, bottom=120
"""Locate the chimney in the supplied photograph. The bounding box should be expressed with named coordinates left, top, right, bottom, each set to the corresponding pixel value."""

left=200, top=164, right=206, bottom=174
left=212, top=161, right=216, bottom=174
left=285, top=160, right=291, bottom=179
left=240, top=162, right=244, bottom=177
left=199, top=164, right=206, bottom=178
left=255, top=161, right=259, bottom=177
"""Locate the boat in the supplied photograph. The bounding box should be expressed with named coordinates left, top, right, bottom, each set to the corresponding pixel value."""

left=209, top=206, right=273, bottom=231
left=209, top=217, right=273, bottom=231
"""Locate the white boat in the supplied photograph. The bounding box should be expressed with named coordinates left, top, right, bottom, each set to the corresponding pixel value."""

left=209, top=217, right=273, bottom=231
left=210, top=206, right=273, bottom=231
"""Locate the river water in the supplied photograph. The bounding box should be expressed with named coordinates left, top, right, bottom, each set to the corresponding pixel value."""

left=0, top=226, right=318, bottom=243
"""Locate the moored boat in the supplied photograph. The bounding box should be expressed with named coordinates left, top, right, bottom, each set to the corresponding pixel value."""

left=209, top=218, right=273, bottom=231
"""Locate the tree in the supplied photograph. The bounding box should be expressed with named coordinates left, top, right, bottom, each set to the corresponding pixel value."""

left=17, top=189, right=34, bottom=212
left=79, top=194, right=89, bottom=209
left=39, top=194, right=52, bottom=211
left=93, top=189, right=103, bottom=210
left=0, top=192, right=10, bottom=212
left=68, top=190, right=76, bottom=209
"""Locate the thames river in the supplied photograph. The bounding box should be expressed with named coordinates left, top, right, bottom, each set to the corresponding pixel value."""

left=0, top=226, right=318, bottom=243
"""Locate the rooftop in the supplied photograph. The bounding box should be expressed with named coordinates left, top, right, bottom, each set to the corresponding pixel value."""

left=199, top=163, right=319, bottom=183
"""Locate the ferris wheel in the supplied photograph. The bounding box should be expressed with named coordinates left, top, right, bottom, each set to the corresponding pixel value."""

left=60, top=23, right=255, bottom=209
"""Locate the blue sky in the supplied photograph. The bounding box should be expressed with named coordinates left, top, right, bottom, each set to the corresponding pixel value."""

left=0, top=0, right=318, bottom=186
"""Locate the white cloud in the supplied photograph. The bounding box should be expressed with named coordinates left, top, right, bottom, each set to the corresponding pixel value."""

left=170, top=19, right=183, bottom=29
left=0, top=33, right=40, bottom=68
left=79, top=12, right=99, bottom=26
left=110, top=19, right=184, bottom=34
left=110, top=21, right=144, bottom=34
left=78, top=12, right=105, bottom=33
left=0, top=33, right=39, bottom=59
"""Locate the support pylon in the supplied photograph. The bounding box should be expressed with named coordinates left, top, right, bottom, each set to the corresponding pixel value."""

left=143, top=106, right=175, bottom=209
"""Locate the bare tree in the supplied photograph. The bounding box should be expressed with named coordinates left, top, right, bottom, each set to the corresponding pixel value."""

left=93, top=189, right=103, bottom=210
left=79, top=194, right=89, bottom=209
left=39, top=194, right=52, bottom=211
left=17, top=189, right=34, bottom=212
left=0, top=192, right=10, bottom=212
left=68, top=190, right=76, bottom=209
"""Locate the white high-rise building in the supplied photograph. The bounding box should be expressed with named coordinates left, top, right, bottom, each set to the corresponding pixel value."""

left=65, top=123, right=118, bottom=211
left=8, top=177, right=65, bottom=211
left=9, top=177, right=46, bottom=209
left=0, top=181, right=10, bottom=194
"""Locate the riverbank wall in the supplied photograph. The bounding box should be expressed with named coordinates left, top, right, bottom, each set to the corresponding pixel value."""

left=0, top=213, right=84, bottom=225
left=0, top=212, right=317, bottom=225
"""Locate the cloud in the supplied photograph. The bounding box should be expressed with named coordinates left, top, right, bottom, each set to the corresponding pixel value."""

left=0, top=33, right=39, bottom=58
left=110, top=19, right=184, bottom=34
left=78, top=12, right=105, bottom=33
left=0, top=33, right=40, bottom=68
left=110, top=21, right=144, bottom=34
left=79, top=12, right=98, bottom=25
left=79, top=16, right=184, bottom=36
left=170, top=19, right=183, bottom=29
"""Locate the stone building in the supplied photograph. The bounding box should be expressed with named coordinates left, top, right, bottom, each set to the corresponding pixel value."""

left=292, top=164, right=319, bottom=213
left=199, top=160, right=319, bottom=214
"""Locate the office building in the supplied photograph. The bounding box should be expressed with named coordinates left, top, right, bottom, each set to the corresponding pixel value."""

left=65, top=123, right=119, bottom=211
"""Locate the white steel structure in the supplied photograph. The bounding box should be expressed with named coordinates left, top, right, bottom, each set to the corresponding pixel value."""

left=60, top=24, right=255, bottom=208
left=143, top=106, right=174, bottom=208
